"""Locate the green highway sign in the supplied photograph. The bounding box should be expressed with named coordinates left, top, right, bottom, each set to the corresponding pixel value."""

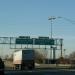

left=16, top=37, right=55, bottom=45
left=35, top=39, right=54, bottom=45
left=16, top=38, right=33, bottom=44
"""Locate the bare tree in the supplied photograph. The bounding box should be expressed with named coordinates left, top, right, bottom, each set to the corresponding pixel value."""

left=35, top=50, right=46, bottom=63
left=69, top=51, right=75, bottom=59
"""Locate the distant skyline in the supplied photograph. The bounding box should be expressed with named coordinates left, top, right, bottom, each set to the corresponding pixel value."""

left=0, top=0, right=75, bottom=56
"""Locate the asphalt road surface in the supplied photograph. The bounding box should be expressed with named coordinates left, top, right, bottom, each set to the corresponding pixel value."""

left=5, top=69, right=75, bottom=75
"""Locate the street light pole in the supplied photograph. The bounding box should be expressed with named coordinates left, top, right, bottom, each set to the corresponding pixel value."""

left=48, top=16, right=56, bottom=38
left=51, top=19, right=52, bottom=38
left=48, top=16, right=56, bottom=61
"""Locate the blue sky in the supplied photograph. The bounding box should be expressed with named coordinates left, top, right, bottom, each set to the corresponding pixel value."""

left=0, top=0, right=75, bottom=55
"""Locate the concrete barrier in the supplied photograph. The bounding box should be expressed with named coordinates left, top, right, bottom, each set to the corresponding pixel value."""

left=35, top=64, right=72, bottom=69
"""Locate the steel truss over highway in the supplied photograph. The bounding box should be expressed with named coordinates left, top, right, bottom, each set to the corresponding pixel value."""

left=0, top=36, right=63, bottom=50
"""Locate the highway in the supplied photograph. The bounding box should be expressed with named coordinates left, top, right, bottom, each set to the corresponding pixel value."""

left=5, top=69, right=75, bottom=75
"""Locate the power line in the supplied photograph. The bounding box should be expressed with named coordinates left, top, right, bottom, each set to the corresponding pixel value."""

left=58, top=17, right=75, bottom=25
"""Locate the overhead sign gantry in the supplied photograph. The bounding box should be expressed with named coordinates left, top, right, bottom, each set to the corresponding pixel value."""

left=0, top=36, right=63, bottom=50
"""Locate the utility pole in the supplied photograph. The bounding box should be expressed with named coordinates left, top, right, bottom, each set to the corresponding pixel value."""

left=64, top=49, right=66, bottom=58
left=60, top=39, right=63, bottom=57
